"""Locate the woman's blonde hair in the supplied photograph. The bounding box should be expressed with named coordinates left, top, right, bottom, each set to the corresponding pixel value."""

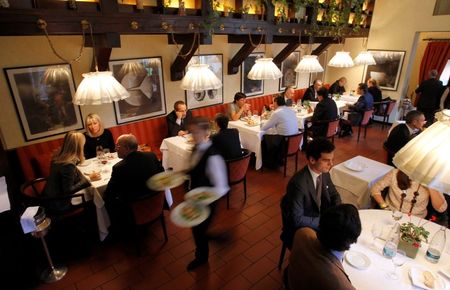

left=367, top=78, right=378, bottom=88
left=53, top=131, right=85, bottom=164
left=85, top=113, right=105, bottom=137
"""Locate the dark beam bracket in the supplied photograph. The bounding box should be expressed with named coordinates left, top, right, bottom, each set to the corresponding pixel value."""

left=84, top=33, right=121, bottom=72
left=227, top=36, right=260, bottom=75
left=312, top=39, right=335, bottom=56
left=170, top=33, right=199, bottom=81
left=273, top=42, right=300, bottom=67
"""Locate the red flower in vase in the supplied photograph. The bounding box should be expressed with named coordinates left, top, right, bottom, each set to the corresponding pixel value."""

left=430, top=215, right=437, bottom=222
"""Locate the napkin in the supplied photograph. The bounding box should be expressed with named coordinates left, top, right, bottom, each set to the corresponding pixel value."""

left=20, top=206, right=39, bottom=234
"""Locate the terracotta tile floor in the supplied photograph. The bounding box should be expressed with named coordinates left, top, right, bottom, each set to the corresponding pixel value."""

left=37, top=123, right=388, bottom=290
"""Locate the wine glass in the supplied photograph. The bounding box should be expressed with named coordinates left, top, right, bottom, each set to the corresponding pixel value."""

left=371, top=223, right=383, bottom=248
left=387, top=250, right=406, bottom=280
left=392, top=209, right=403, bottom=222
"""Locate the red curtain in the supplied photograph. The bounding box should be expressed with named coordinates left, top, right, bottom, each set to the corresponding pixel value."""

left=419, top=42, right=450, bottom=83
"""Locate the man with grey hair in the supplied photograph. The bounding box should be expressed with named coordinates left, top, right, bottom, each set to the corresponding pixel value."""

left=416, top=69, right=444, bottom=125
left=104, top=134, right=164, bottom=234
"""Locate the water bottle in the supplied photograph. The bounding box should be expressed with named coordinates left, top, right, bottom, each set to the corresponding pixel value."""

left=383, top=223, right=400, bottom=258
left=425, top=226, right=446, bottom=263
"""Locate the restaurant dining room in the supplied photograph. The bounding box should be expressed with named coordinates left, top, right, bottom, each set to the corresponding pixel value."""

left=1, top=0, right=450, bottom=289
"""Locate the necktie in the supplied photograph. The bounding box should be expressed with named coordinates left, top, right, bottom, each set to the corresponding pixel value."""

left=316, top=175, right=322, bottom=208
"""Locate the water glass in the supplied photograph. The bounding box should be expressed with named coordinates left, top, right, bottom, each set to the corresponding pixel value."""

left=387, top=250, right=406, bottom=280
left=392, top=209, right=403, bottom=222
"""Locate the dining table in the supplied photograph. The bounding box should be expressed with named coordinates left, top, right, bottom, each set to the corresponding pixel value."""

left=160, top=135, right=194, bottom=172
left=345, top=209, right=450, bottom=290
left=77, top=154, right=173, bottom=241
left=330, top=155, right=394, bottom=209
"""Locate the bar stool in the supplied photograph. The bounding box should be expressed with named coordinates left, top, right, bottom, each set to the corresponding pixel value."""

left=31, top=209, right=68, bottom=283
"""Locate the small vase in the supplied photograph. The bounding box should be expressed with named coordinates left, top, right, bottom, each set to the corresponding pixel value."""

left=398, top=239, right=420, bottom=259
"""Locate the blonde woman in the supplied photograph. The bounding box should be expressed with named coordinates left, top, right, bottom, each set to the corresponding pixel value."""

left=43, top=132, right=91, bottom=211
left=83, top=113, right=115, bottom=159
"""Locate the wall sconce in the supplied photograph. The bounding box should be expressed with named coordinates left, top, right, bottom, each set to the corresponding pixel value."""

left=130, top=21, right=139, bottom=30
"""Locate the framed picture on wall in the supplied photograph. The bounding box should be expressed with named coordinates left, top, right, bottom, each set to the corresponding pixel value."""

left=185, top=54, right=224, bottom=109
left=109, top=57, right=166, bottom=124
left=241, top=53, right=264, bottom=97
left=279, top=51, right=300, bottom=91
left=4, top=63, right=83, bottom=141
left=362, top=50, right=405, bottom=91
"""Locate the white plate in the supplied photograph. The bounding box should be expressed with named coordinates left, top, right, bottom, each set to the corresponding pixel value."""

left=78, top=160, right=92, bottom=167
left=439, top=265, right=450, bottom=279
left=344, top=160, right=365, bottom=172
left=170, top=201, right=210, bottom=228
left=147, top=171, right=187, bottom=191
left=409, top=267, right=446, bottom=290
left=185, top=187, right=220, bottom=205
left=345, top=251, right=371, bottom=270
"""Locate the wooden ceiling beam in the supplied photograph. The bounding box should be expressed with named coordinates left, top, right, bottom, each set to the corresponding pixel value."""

left=228, top=36, right=259, bottom=75
left=170, top=33, right=199, bottom=81
left=273, top=42, right=301, bottom=67
left=312, top=39, right=336, bottom=55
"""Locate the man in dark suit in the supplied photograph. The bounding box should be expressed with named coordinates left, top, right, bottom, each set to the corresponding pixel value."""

left=166, top=101, right=193, bottom=137
left=287, top=204, right=361, bottom=290
left=211, top=114, right=242, bottom=160
left=384, top=110, right=425, bottom=166
left=309, top=87, right=338, bottom=137
left=284, top=86, right=295, bottom=106
left=104, top=134, right=164, bottom=233
left=416, top=69, right=444, bottom=125
left=303, top=79, right=323, bottom=102
left=280, top=138, right=341, bottom=248
left=329, top=77, right=347, bottom=95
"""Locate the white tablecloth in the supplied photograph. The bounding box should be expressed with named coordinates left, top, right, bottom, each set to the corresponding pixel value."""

left=0, top=176, right=10, bottom=213
left=336, top=94, right=360, bottom=105
left=160, top=136, right=194, bottom=172
left=228, top=120, right=265, bottom=170
left=330, top=156, right=394, bottom=208
left=346, top=209, right=450, bottom=290
left=78, top=156, right=173, bottom=241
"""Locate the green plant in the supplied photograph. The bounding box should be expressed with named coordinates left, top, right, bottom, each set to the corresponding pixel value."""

left=399, top=222, right=430, bottom=248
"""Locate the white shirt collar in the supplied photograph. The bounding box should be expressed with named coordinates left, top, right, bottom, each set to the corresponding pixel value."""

left=405, top=123, right=418, bottom=135
left=308, top=165, right=321, bottom=188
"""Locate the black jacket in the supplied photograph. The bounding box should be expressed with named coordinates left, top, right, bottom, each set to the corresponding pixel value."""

left=84, top=129, right=115, bottom=159
left=329, top=81, right=346, bottom=95
left=166, top=110, right=193, bottom=137
left=303, top=86, right=318, bottom=102
left=104, top=151, right=163, bottom=202
left=416, top=78, right=444, bottom=110
left=384, top=123, right=415, bottom=155
left=310, top=98, right=338, bottom=137
left=211, top=128, right=242, bottom=160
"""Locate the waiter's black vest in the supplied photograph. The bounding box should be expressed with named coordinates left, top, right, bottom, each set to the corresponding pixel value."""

left=189, top=145, right=220, bottom=188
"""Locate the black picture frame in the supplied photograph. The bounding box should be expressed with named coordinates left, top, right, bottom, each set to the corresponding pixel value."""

left=109, top=57, right=167, bottom=124
left=4, top=63, right=83, bottom=141
left=279, top=51, right=300, bottom=91
left=185, top=54, right=224, bottom=109
left=362, top=50, right=406, bottom=91
left=241, top=52, right=265, bottom=97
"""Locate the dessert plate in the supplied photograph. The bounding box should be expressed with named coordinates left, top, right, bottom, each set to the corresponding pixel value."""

left=345, top=251, right=371, bottom=270
left=344, top=160, right=365, bottom=172
left=409, top=267, right=446, bottom=290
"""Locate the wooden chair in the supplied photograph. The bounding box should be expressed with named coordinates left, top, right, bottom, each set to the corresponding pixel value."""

left=225, top=149, right=251, bottom=209
left=357, top=109, right=374, bottom=142
left=128, top=191, right=168, bottom=256
left=373, top=100, right=396, bottom=129
left=305, top=118, right=341, bottom=144
left=282, top=133, right=303, bottom=177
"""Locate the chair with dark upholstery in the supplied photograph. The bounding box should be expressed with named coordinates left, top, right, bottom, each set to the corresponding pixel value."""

left=305, top=118, right=341, bottom=144
left=373, top=100, right=396, bottom=129
left=357, top=109, right=374, bottom=142
left=128, top=191, right=168, bottom=256
left=225, top=149, right=252, bottom=209
left=282, top=133, right=303, bottom=177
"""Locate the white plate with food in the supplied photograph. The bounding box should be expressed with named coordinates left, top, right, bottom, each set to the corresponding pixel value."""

left=409, top=267, right=446, bottom=290
left=170, top=201, right=210, bottom=228
left=345, top=251, right=371, bottom=270
left=344, top=160, right=365, bottom=172
left=147, top=171, right=187, bottom=191
left=184, top=187, right=220, bottom=205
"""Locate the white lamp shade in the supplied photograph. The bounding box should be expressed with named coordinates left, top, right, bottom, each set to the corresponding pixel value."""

left=180, top=64, right=222, bottom=91
left=247, top=58, right=283, bottom=80
left=295, top=55, right=324, bottom=73
left=328, top=51, right=354, bottom=68
left=393, top=111, right=450, bottom=193
left=353, top=51, right=376, bottom=66
left=73, top=71, right=130, bottom=105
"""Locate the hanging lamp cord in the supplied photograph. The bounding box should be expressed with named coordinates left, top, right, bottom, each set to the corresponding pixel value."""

left=38, top=19, right=87, bottom=64
left=86, top=21, right=99, bottom=72
left=171, top=32, right=200, bottom=59
left=248, top=32, right=264, bottom=48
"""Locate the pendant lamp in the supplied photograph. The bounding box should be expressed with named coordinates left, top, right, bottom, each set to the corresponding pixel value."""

left=180, top=32, right=223, bottom=91
left=354, top=51, right=376, bottom=66
left=295, top=55, right=324, bottom=73
left=328, top=51, right=354, bottom=68
left=248, top=57, right=282, bottom=80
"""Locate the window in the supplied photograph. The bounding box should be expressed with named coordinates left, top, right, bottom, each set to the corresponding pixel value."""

left=439, top=59, right=450, bottom=85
